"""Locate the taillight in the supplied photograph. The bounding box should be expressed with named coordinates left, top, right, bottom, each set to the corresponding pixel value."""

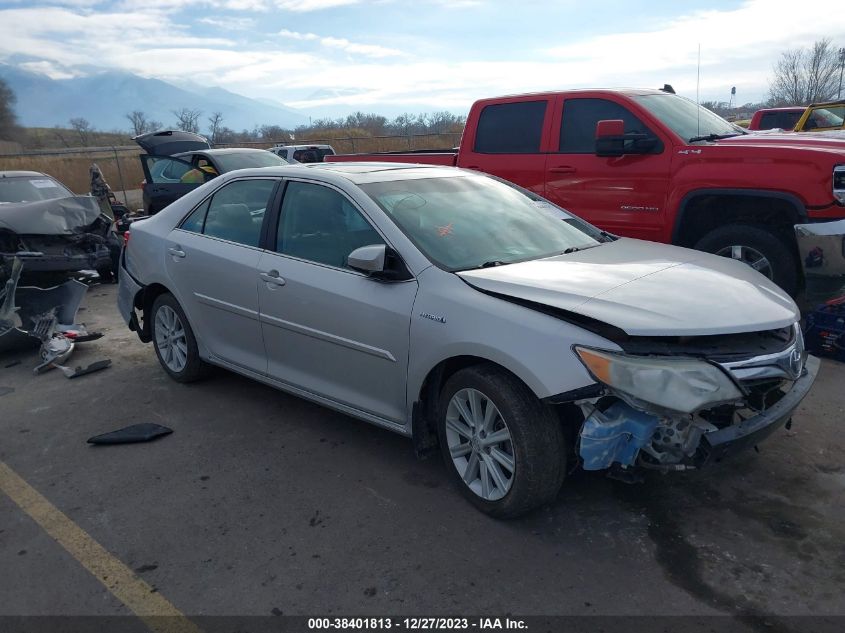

left=123, top=230, right=130, bottom=248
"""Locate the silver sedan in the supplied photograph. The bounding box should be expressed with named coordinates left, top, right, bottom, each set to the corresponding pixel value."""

left=119, top=163, right=817, bottom=517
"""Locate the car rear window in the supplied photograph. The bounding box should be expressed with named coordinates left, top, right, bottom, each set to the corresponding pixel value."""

left=0, top=177, right=72, bottom=203
left=213, top=151, right=288, bottom=171
left=759, top=111, right=802, bottom=130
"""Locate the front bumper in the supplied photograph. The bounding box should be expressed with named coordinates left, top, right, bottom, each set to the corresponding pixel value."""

left=700, top=354, right=820, bottom=464
left=796, top=218, right=845, bottom=276
left=2, top=246, right=111, bottom=273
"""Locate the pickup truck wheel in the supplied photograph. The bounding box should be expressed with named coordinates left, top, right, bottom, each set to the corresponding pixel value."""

left=694, top=225, right=799, bottom=296
left=437, top=365, right=565, bottom=518
left=151, top=293, right=211, bottom=383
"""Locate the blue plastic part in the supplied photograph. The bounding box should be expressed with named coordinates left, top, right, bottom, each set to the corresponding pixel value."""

left=579, top=401, right=659, bottom=471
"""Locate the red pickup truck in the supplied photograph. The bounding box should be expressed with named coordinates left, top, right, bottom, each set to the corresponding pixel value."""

left=330, top=89, right=845, bottom=295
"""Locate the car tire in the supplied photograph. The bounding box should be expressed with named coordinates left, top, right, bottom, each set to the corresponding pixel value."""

left=437, top=364, right=565, bottom=518
left=151, top=293, right=211, bottom=383
left=695, top=224, right=799, bottom=296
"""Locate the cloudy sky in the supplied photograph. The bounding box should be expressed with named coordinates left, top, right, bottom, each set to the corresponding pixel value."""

left=0, top=0, right=843, bottom=116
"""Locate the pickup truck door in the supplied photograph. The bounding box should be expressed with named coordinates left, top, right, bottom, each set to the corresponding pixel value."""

left=456, top=97, right=555, bottom=196
left=542, top=96, right=672, bottom=242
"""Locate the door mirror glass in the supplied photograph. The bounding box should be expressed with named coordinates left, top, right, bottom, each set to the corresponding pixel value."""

left=347, top=244, right=387, bottom=273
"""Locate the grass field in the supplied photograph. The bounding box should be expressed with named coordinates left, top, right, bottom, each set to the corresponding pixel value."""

left=0, top=131, right=462, bottom=195
left=0, top=149, right=143, bottom=195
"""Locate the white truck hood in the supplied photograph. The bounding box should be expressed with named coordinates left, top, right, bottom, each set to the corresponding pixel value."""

left=457, top=239, right=799, bottom=336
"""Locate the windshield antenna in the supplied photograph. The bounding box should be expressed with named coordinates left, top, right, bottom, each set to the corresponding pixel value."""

left=696, top=43, right=701, bottom=136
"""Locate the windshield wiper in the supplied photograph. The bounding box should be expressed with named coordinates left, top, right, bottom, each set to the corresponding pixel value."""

left=562, top=243, right=602, bottom=254
left=688, top=132, right=743, bottom=143
left=478, top=260, right=507, bottom=268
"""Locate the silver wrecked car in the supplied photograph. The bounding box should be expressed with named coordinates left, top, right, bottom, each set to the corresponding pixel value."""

left=118, top=163, right=819, bottom=517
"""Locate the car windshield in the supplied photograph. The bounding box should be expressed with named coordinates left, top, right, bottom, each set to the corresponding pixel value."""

left=634, top=93, right=744, bottom=142
left=0, top=176, right=72, bottom=204
left=213, top=151, right=288, bottom=171
left=361, top=175, right=608, bottom=271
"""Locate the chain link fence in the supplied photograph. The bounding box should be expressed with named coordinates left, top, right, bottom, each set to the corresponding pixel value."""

left=0, top=132, right=463, bottom=202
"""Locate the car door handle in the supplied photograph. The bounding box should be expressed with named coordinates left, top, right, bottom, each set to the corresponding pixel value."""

left=260, top=270, right=286, bottom=287
left=168, top=246, right=186, bottom=258
left=464, top=165, right=482, bottom=170
left=549, top=165, right=577, bottom=174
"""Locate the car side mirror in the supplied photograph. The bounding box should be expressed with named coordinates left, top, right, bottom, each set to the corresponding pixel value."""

left=348, top=244, right=387, bottom=274
left=348, top=244, right=412, bottom=281
left=595, top=119, right=659, bottom=157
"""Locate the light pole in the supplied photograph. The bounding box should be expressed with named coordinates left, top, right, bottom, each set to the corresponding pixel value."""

left=839, top=47, right=845, bottom=99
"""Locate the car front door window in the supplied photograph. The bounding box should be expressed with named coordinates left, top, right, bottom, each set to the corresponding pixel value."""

left=276, top=181, right=385, bottom=268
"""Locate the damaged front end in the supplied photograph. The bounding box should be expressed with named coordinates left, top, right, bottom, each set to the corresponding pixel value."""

left=1, top=256, right=102, bottom=373
left=568, top=323, right=819, bottom=473
left=0, top=196, right=116, bottom=280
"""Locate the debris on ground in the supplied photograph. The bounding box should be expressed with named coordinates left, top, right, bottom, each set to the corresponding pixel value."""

left=2, top=256, right=105, bottom=374
left=87, top=423, right=173, bottom=445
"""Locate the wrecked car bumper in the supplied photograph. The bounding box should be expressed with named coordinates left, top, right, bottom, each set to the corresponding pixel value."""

left=577, top=329, right=820, bottom=473
left=2, top=247, right=111, bottom=273
left=700, top=354, right=819, bottom=463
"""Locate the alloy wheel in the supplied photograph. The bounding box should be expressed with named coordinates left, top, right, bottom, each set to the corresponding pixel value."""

left=445, top=388, right=515, bottom=501
left=154, top=304, right=188, bottom=373
left=716, top=244, right=773, bottom=279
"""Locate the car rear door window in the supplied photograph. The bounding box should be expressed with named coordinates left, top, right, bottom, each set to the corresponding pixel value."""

left=179, top=179, right=276, bottom=247
left=560, top=98, right=658, bottom=153
left=473, top=101, right=547, bottom=153
left=276, top=181, right=384, bottom=269
left=143, top=156, right=195, bottom=183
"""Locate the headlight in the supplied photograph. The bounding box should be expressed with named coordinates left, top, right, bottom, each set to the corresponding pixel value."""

left=834, top=166, right=845, bottom=204
left=574, top=347, right=743, bottom=414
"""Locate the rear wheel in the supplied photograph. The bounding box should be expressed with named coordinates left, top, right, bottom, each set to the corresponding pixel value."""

left=437, top=364, right=565, bottom=518
left=151, top=293, right=211, bottom=383
left=695, top=224, right=799, bottom=296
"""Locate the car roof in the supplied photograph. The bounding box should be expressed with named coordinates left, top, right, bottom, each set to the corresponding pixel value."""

left=213, top=162, right=469, bottom=186
left=477, top=87, right=670, bottom=102
left=0, top=170, right=49, bottom=178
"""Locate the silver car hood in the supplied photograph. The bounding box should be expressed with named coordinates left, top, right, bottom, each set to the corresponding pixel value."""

left=457, top=239, right=799, bottom=336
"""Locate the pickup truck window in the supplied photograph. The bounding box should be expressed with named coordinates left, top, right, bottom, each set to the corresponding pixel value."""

left=559, top=98, right=656, bottom=153
left=361, top=175, right=605, bottom=271
left=759, top=111, right=802, bottom=131
left=634, top=93, right=742, bottom=142
left=474, top=101, right=547, bottom=154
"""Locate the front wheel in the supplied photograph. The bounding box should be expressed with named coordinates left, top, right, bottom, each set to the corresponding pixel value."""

left=437, top=365, right=565, bottom=518
left=151, top=293, right=211, bottom=383
left=694, top=224, right=799, bottom=296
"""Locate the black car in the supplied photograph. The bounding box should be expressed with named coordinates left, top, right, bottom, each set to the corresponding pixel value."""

left=134, top=130, right=289, bottom=214
left=0, top=171, right=117, bottom=284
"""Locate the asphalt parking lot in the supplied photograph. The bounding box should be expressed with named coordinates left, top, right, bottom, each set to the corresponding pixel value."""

left=1, top=284, right=844, bottom=630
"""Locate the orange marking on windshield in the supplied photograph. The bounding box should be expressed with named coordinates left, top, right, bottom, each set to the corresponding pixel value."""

left=437, top=223, right=454, bottom=237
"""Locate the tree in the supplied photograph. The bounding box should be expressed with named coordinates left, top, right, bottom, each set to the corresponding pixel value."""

left=207, top=112, right=224, bottom=144
left=172, top=107, right=202, bottom=134
left=69, top=117, right=93, bottom=146
left=768, top=39, right=842, bottom=105
left=126, top=111, right=160, bottom=136
left=0, top=78, right=21, bottom=142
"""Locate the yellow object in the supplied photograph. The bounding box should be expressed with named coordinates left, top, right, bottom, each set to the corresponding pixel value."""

left=793, top=101, right=845, bottom=132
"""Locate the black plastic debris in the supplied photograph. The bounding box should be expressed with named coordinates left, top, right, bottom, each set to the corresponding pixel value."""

left=87, top=423, right=173, bottom=445
left=58, top=359, right=112, bottom=379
